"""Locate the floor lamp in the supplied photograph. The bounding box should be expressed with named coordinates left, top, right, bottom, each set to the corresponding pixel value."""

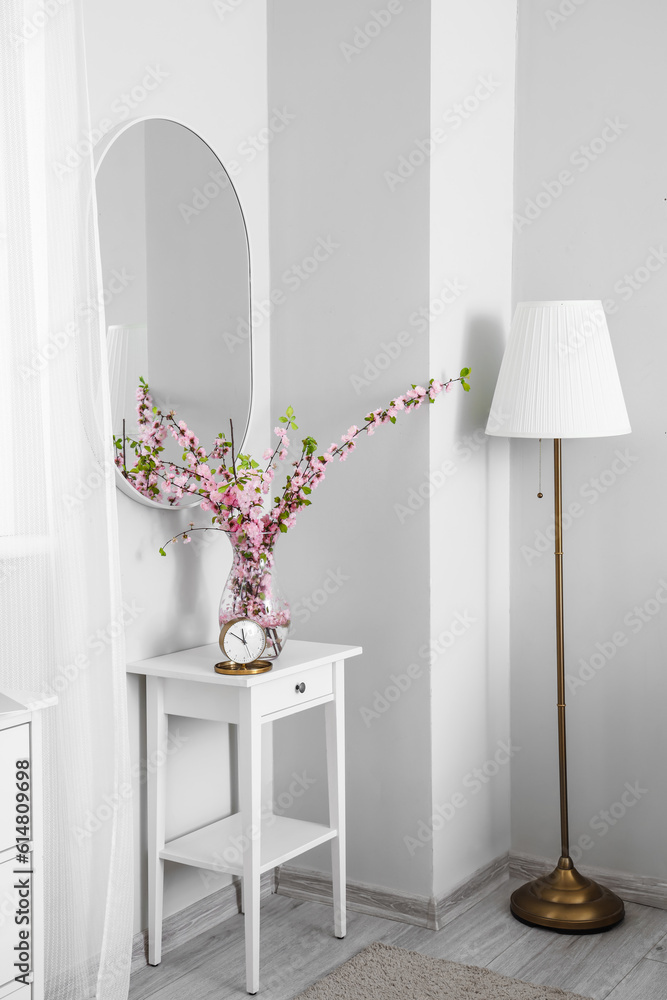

left=486, top=300, right=631, bottom=931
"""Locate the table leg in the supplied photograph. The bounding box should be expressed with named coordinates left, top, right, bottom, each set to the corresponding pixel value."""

left=146, top=676, right=167, bottom=965
left=238, top=690, right=261, bottom=994
left=325, top=661, right=346, bottom=939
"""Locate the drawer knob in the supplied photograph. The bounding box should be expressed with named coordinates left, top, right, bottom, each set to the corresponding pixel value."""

left=295, top=682, right=306, bottom=694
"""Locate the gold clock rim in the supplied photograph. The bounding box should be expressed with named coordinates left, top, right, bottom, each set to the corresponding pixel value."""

left=219, top=616, right=267, bottom=663
left=214, top=659, right=273, bottom=675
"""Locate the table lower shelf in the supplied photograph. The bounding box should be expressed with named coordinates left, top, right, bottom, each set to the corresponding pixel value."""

left=160, top=813, right=337, bottom=877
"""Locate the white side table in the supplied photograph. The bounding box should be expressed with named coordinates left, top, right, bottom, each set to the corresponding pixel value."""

left=127, top=639, right=362, bottom=995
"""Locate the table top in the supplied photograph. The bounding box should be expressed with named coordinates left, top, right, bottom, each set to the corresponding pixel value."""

left=127, top=638, right=362, bottom=687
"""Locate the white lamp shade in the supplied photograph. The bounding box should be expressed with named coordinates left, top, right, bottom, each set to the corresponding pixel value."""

left=486, top=301, right=631, bottom=439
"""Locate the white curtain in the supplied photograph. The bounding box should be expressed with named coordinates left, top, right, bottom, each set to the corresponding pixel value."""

left=0, top=1, right=133, bottom=997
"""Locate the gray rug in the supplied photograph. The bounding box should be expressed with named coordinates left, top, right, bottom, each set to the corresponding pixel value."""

left=293, top=942, right=593, bottom=999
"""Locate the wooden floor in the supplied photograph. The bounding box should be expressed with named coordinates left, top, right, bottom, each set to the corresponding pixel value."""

left=129, top=878, right=667, bottom=999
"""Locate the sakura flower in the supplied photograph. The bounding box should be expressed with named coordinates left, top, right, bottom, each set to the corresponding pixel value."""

left=123, top=373, right=467, bottom=557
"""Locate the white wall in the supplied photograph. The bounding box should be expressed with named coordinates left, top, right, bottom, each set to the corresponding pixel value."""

left=511, top=0, right=667, bottom=879
left=268, top=0, right=434, bottom=898
left=83, top=0, right=270, bottom=931
left=429, top=0, right=516, bottom=898
left=268, top=0, right=516, bottom=903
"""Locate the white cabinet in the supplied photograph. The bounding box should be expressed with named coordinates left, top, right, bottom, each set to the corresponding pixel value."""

left=0, top=693, right=55, bottom=1000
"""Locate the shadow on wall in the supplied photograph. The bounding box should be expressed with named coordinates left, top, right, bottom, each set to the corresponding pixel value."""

left=453, top=314, right=509, bottom=779
left=455, top=313, right=506, bottom=441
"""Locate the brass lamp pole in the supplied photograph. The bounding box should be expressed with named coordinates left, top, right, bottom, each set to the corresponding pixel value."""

left=509, top=439, right=624, bottom=930
left=486, top=300, right=632, bottom=933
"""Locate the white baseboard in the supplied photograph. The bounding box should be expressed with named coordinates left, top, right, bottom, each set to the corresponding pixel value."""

left=435, top=852, right=510, bottom=929
left=276, top=865, right=434, bottom=928
left=277, top=852, right=510, bottom=931
left=509, top=851, right=667, bottom=911
left=130, top=851, right=666, bottom=970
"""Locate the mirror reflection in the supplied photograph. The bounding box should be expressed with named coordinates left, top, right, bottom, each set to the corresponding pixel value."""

left=96, top=118, right=252, bottom=507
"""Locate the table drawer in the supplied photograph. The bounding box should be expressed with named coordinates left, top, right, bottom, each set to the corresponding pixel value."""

left=255, top=663, right=333, bottom=717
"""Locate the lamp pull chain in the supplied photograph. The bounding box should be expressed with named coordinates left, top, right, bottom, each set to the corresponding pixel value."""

left=537, top=438, right=543, bottom=498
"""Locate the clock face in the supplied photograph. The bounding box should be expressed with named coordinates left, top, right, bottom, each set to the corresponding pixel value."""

left=220, top=618, right=266, bottom=664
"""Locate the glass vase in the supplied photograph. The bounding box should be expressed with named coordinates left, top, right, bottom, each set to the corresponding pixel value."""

left=218, top=535, right=290, bottom=660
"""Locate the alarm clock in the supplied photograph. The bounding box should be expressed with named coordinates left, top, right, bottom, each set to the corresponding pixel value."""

left=215, top=617, right=272, bottom=675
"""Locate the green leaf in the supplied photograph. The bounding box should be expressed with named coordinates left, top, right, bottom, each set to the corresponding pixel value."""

left=302, top=486, right=312, bottom=494
left=460, top=367, right=471, bottom=377
left=390, top=416, right=396, bottom=424
left=279, top=415, right=288, bottom=423
left=279, top=523, right=288, bottom=533
left=159, top=547, right=166, bottom=557
left=462, top=381, right=470, bottom=392
left=286, top=405, right=294, bottom=417
left=290, top=422, right=298, bottom=430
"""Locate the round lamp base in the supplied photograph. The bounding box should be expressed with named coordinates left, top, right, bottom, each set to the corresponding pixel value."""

left=510, top=857, right=625, bottom=932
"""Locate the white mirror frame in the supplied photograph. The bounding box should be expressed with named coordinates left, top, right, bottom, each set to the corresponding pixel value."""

left=94, top=115, right=254, bottom=510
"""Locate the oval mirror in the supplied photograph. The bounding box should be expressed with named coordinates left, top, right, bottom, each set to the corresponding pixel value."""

left=96, top=117, right=252, bottom=507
